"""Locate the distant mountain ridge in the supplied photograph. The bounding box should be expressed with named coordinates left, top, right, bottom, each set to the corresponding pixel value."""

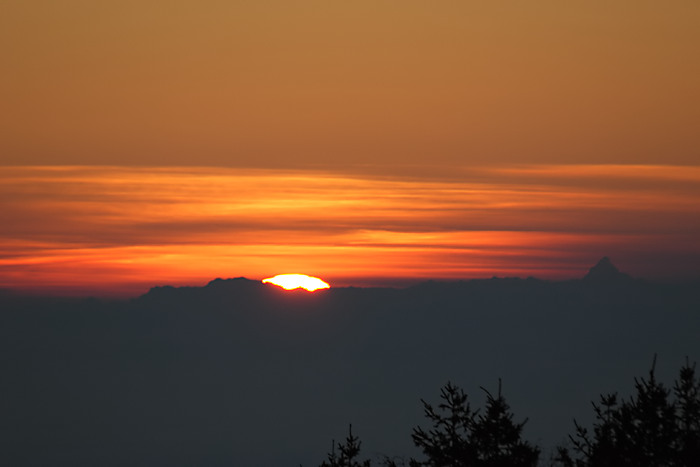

left=137, top=257, right=640, bottom=299
left=583, top=256, right=634, bottom=284
left=2, top=256, right=698, bottom=467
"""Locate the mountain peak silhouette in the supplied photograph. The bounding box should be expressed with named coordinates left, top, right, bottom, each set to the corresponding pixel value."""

left=583, top=257, right=633, bottom=283
left=206, top=277, right=259, bottom=288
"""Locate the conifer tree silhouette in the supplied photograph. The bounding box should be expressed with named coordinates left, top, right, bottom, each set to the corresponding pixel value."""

left=412, top=381, right=477, bottom=466
left=319, top=360, right=700, bottom=467
left=559, top=356, right=700, bottom=467
left=674, top=358, right=700, bottom=465
left=411, top=380, right=539, bottom=466
left=320, top=424, right=371, bottom=467
left=471, top=380, right=540, bottom=466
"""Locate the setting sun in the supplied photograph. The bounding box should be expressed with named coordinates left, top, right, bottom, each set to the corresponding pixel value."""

left=262, top=274, right=330, bottom=292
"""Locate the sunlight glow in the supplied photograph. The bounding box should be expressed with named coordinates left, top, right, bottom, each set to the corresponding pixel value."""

left=262, top=274, right=330, bottom=292
left=2, top=165, right=699, bottom=295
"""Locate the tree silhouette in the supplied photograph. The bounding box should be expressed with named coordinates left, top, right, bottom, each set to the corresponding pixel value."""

left=471, top=380, right=540, bottom=466
left=412, top=381, right=477, bottom=466
left=411, top=380, right=539, bottom=466
left=319, top=360, right=700, bottom=467
left=674, top=358, right=700, bottom=465
left=320, top=424, right=371, bottom=467
left=559, top=357, right=700, bottom=467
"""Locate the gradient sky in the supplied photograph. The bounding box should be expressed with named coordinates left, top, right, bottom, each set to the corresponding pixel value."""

left=1, top=2, right=699, bottom=295
left=2, top=1, right=698, bottom=168
left=2, top=165, right=698, bottom=296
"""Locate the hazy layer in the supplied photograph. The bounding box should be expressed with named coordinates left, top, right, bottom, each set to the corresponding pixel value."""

left=2, top=1, right=699, bottom=168
left=1, top=165, right=698, bottom=295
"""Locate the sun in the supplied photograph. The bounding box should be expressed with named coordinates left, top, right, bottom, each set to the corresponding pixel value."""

left=261, top=274, right=330, bottom=292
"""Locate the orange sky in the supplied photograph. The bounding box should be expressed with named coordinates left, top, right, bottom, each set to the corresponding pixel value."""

left=1, top=2, right=699, bottom=295
left=1, top=1, right=698, bottom=168
left=1, top=165, right=698, bottom=296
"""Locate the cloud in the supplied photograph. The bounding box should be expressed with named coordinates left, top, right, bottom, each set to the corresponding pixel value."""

left=1, top=165, right=699, bottom=295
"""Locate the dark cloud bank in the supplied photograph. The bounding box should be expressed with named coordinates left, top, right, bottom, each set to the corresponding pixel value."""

left=1, top=258, right=699, bottom=466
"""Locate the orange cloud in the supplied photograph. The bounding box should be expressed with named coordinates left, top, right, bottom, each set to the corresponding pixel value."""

left=1, top=165, right=698, bottom=296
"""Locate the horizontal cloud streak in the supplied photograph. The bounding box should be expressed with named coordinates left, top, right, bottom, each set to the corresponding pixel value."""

left=1, top=165, right=698, bottom=295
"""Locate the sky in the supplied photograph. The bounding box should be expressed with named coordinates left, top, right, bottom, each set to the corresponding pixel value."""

left=1, top=1, right=699, bottom=295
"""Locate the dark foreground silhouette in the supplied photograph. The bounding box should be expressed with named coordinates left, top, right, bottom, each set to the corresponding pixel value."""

left=320, top=358, right=700, bottom=466
left=1, top=258, right=698, bottom=466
